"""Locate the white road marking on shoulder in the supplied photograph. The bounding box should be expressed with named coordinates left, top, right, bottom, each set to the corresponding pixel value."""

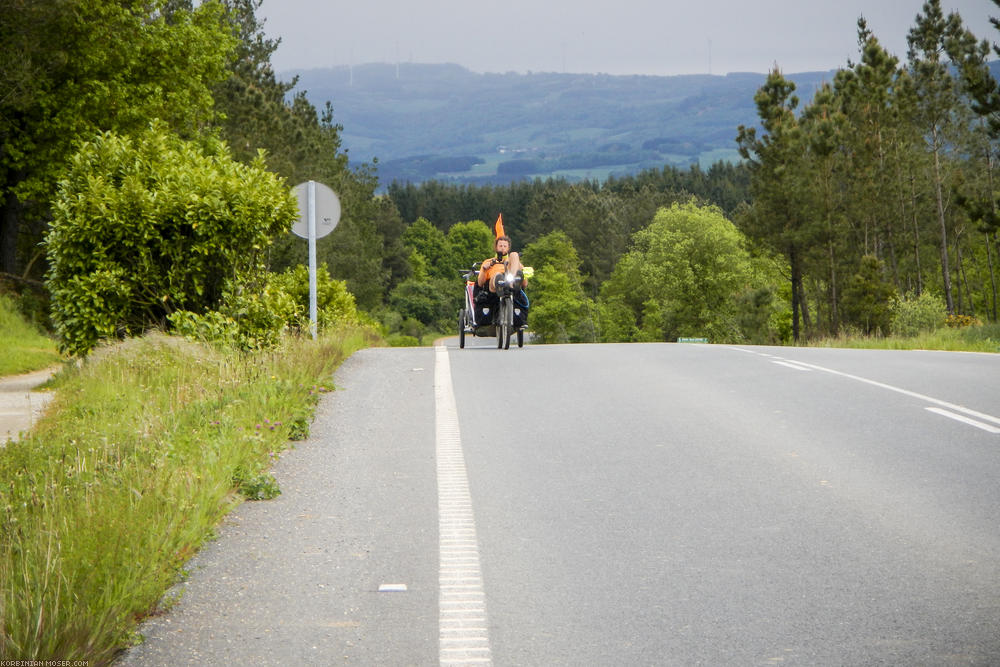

left=926, top=407, right=1000, bottom=434
left=785, top=358, right=1000, bottom=429
left=435, top=346, right=493, bottom=666
left=728, top=347, right=1000, bottom=433
left=772, top=360, right=813, bottom=371
left=378, top=583, right=408, bottom=592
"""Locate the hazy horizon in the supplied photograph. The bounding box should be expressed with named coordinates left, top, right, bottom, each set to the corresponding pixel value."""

left=259, top=1, right=997, bottom=78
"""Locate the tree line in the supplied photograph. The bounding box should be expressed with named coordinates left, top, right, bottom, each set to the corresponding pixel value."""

left=0, top=0, right=393, bottom=352
left=382, top=0, right=1000, bottom=344
left=2, top=0, right=999, bottom=353
left=737, top=1, right=1000, bottom=340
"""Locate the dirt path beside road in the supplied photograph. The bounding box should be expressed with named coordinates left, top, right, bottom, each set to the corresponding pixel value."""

left=0, top=367, right=59, bottom=443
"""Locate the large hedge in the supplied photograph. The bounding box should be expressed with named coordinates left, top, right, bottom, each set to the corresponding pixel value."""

left=45, top=124, right=297, bottom=355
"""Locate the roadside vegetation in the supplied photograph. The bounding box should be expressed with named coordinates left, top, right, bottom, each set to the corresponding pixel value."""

left=0, top=326, right=378, bottom=662
left=0, top=295, right=62, bottom=376
left=812, top=321, right=1000, bottom=353
left=809, top=290, right=1000, bottom=353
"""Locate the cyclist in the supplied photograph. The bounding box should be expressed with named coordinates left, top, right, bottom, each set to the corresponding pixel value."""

left=477, top=235, right=526, bottom=293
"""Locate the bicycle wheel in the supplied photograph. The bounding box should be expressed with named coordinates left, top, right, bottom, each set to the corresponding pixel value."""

left=458, top=308, right=466, bottom=348
left=502, top=299, right=512, bottom=350
left=495, top=298, right=509, bottom=349
left=496, top=302, right=504, bottom=348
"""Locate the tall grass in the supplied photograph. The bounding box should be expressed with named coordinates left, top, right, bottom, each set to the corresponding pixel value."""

left=0, top=327, right=379, bottom=663
left=0, top=294, right=62, bottom=375
left=810, top=322, right=1000, bottom=353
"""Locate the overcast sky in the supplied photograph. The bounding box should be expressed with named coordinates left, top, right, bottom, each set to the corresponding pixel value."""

left=256, top=1, right=997, bottom=77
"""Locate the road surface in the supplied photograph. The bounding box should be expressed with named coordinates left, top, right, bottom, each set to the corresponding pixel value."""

left=119, top=341, right=1000, bottom=665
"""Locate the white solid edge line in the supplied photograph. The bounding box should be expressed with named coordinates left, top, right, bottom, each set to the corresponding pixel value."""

left=788, top=358, right=1000, bottom=427
left=926, top=407, right=1000, bottom=434
left=771, top=360, right=812, bottom=371
left=729, top=346, right=1000, bottom=429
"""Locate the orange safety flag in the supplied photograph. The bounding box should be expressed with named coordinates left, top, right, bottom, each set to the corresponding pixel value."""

left=494, top=213, right=505, bottom=239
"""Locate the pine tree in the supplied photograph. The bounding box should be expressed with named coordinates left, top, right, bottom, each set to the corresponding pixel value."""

left=906, top=0, right=966, bottom=313
left=799, top=82, right=849, bottom=334
left=737, top=68, right=816, bottom=340
left=948, top=13, right=1000, bottom=320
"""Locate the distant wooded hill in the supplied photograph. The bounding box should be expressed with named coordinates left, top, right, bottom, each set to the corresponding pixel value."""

left=288, top=63, right=842, bottom=187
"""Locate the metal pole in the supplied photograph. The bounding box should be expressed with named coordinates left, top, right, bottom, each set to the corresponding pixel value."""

left=308, top=180, right=318, bottom=340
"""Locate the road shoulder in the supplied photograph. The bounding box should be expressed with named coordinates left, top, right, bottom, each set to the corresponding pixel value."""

left=0, top=366, right=59, bottom=443
left=118, top=347, right=440, bottom=665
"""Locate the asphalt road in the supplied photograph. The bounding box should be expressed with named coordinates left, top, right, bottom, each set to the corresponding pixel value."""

left=119, top=341, right=1000, bottom=666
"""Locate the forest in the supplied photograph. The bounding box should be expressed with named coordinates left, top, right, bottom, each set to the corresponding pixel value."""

left=1, top=0, right=999, bottom=353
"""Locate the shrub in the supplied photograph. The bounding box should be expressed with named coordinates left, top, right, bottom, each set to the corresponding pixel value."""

left=840, top=255, right=896, bottom=336
left=387, top=334, right=421, bottom=347
left=170, top=264, right=364, bottom=349
left=946, top=313, right=981, bottom=328
left=268, top=263, right=362, bottom=330
left=528, top=265, right=597, bottom=343
left=890, top=292, right=948, bottom=337
left=599, top=201, right=759, bottom=342
left=734, top=286, right=783, bottom=344
left=388, top=276, right=459, bottom=331
left=45, top=123, right=297, bottom=356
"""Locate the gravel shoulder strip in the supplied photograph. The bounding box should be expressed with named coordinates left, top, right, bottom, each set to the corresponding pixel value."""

left=118, top=347, right=440, bottom=665
left=0, top=367, right=59, bottom=444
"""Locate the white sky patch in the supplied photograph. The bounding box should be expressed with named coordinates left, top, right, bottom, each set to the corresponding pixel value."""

left=258, top=0, right=996, bottom=77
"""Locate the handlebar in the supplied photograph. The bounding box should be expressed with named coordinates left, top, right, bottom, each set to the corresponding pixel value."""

left=457, top=262, right=481, bottom=279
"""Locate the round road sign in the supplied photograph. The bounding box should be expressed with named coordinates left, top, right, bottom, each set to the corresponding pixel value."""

left=291, top=181, right=341, bottom=239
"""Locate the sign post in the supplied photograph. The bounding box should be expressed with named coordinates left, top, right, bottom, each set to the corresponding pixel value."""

left=291, top=181, right=341, bottom=339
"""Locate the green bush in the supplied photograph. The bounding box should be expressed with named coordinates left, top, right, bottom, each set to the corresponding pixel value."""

left=170, top=264, right=365, bottom=350
left=890, top=292, right=947, bottom=337
left=388, top=276, right=460, bottom=331
left=168, top=285, right=297, bottom=351
left=841, top=255, right=897, bottom=336
left=232, top=464, right=281, bottom=500
left=734, top=286, right=783, bottom=345
left=387, top=333, right=421, bottom=347
left=599, top=201, right=760, bottom=342
left=946, top=313, right=981, bottom=328
left=597, top=296, right=640, bottom=343
left=268, top=263, right=362, bottom=330
left=528, top=266, right=597, bottom=343
left=522, top=232, right=597, bottom=344
left=45, top=123, right=297, bottom=356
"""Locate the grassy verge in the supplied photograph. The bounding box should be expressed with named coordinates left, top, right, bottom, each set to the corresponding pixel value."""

left=0, top=327, right=379, bottom=663
left=0, top=294, right=62, bottom=376
left=809, top=322, right=1000, bottom=353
